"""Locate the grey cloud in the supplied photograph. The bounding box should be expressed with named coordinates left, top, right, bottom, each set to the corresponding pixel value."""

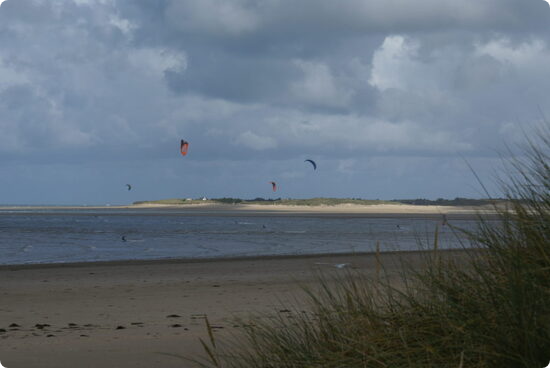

left=157, top=0, right=550, bottom=42
left=0, top=0, right=549, bottom=203
left=165, top=48, right=378, bottom=115
left=165, top=52, right=300, bottom=103
left=165, top=0, right=259, bottom=37
left=0, top=0, right=190, bottom=162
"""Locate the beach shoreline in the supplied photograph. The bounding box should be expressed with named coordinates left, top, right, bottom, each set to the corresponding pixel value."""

left=0, top=202, right=496, bottom=214
left=0, top=249, right=471, bottom=368
left=0, top=248, right=465, bottom=271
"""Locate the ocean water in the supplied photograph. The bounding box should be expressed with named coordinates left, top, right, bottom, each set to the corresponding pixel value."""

left=0, top=208, right=480, bottom=265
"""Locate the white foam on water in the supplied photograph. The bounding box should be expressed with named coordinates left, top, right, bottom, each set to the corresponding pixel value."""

left=20, top=245, right=33, bottom=253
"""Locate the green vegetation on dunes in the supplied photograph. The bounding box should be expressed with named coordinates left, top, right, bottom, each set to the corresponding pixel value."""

left=133, top=198, right=393, bottom=206
left=395, top=197, right=501, bottom=206
left=133, top=197, right=498, bottom=207
left=133, top=198, right=203, bottom=205
left=219, top=198, right=395, bottom=206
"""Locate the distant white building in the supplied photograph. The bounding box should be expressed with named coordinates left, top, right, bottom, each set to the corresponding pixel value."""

left=202, top=197, right=207, bottom=201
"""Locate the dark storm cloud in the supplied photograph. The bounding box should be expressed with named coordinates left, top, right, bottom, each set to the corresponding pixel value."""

left=158, top=0, right=550, bottom=40
left=165, top=53, right=301, bottom=103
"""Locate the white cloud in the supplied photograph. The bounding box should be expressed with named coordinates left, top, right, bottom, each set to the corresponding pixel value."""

left=369, top=35, right=461, bottom=94
left=291, top=60, right=353, bottom=108
left=475, top=38, right=549, bottom=69
left=370, top=36, right=550, bottom=99
left=128, top=48, right=187, bottom=76
left=369, top=36, right=416, bottom=91
left=109, top=14, right=136, bottom=35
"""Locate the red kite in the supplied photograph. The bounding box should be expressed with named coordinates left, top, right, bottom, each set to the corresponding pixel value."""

left=180, top=139, right=189, bottom=156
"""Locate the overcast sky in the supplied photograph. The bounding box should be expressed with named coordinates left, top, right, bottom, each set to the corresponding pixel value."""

left=0, top=0, right=549, bottom=204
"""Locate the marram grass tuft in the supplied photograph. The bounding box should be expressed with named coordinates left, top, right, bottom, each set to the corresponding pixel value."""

left=192, top=128, right=550, bottom=368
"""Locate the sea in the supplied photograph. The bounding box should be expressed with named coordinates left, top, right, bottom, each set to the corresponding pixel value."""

left=0, top=207, right=481, bottom=266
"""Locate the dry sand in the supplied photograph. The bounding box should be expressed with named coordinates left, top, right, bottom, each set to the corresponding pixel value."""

left=0, top=202, right=496, bottom=216
left=0, top=251, right=465, bottom=368
left=132, top=202, right=494, bottom=216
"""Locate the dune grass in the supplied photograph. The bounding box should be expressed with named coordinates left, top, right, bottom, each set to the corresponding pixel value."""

left=134, top=197, right=493, bottom=207
left=133, top=198, right=395, bottom=206
left=192, top=130, right=550, bottom=367
left=243, top=198, right=394, bottom=206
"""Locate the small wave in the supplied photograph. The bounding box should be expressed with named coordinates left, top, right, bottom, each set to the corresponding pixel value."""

left=314, top=262, right=351, bottom=269
left=196, top=231, right=241, bottom=235
left=196, top=244, right=220, bottom=252
left=20, top=245, right=33, bottom=253
left=283, top=230, right=307, bottom=234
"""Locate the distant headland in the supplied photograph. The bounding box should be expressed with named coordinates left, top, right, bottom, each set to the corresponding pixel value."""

left=133, top=197, right=500, bottom=207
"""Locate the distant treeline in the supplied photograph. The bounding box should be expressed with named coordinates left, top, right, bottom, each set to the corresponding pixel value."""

left=197, top=198, right=393, bottom=206
left=134, top=197, right=500, bottom=206
left=212, top=197, right=500, bottom=206
left=391, top=197, right=501, bottom=206
left=211, top=197, right=277, bottom=204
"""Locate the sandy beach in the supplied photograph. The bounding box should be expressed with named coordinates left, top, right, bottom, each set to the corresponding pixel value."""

left=130, top=202, right=495, bottom=216
left=0, top=250, right=468, bottom=368
left=0, top=202, right=498, bottom=218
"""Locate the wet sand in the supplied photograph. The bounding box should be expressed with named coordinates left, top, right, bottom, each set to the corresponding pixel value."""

left=0, top=251, right=468, bottom=368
